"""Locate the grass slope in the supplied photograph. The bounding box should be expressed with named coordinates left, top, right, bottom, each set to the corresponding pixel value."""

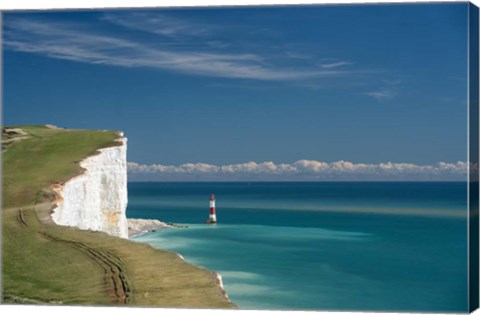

left=2, top=126, right=234, bottom=308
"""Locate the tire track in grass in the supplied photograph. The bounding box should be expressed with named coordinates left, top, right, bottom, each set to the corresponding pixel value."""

left=18, top=208, right=28, bottom=227
left=38, top=231, right=132, bottom=304
left=17, top=208, right=131, bottom=304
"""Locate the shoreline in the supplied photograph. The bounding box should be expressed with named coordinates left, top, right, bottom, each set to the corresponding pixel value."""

left=127, top=218, right=172, bottom=238
left=127, top=218, right=235, bottom=306
left=127, top=218, right=189, bottom=238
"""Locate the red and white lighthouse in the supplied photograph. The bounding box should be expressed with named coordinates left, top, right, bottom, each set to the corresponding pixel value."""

left=206, top=193, right=217, bottom=224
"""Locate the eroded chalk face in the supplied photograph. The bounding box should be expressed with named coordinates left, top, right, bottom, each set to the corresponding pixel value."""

left=51, top=137, right=129, bottom=238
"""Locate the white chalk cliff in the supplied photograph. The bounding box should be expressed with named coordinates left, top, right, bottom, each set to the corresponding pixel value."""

left=51, top=135, right=129, bottom=239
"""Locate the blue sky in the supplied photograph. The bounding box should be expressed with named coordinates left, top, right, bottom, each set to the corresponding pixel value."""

left=3, top=3, right=470, bottom=180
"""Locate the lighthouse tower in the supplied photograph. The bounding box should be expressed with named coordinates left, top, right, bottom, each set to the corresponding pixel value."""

left=206, top=193, right=217, bottom=224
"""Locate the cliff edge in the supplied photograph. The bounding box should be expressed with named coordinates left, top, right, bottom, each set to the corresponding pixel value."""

left=51, top=135, right=128, bottom=238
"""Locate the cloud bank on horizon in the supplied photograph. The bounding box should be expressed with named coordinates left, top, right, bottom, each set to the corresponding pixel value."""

left=127, top=160, right=470, bottom=181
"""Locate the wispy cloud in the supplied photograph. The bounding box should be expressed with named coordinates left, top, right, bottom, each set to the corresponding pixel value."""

left=101, top=12, right=211, bottom=38
left=4, top=16, right=351, bottom=81
left=365, top=89, right=397, bottom=101
left=365, top=78, right=402, bottom=102
left=127, top=160, right=469, bottom=181
left=321, top=61, right=352, bottom=69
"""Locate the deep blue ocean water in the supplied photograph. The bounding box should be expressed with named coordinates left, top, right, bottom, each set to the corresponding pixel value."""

left=127, top=182, right=468, bottom=312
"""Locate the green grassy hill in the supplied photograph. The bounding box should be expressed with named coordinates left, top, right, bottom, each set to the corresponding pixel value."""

left=2, top=125, right=234, bottom=307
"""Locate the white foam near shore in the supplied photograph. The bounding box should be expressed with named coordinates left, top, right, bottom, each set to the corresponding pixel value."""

left=214, top=273, right=229, bottom=300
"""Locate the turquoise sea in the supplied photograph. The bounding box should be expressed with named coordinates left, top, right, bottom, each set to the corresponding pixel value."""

left=127, top=182, right=468, bottom=312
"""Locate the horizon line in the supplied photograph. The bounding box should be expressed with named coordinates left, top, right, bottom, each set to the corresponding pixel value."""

left=127, top=180, right=468, bottom=183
